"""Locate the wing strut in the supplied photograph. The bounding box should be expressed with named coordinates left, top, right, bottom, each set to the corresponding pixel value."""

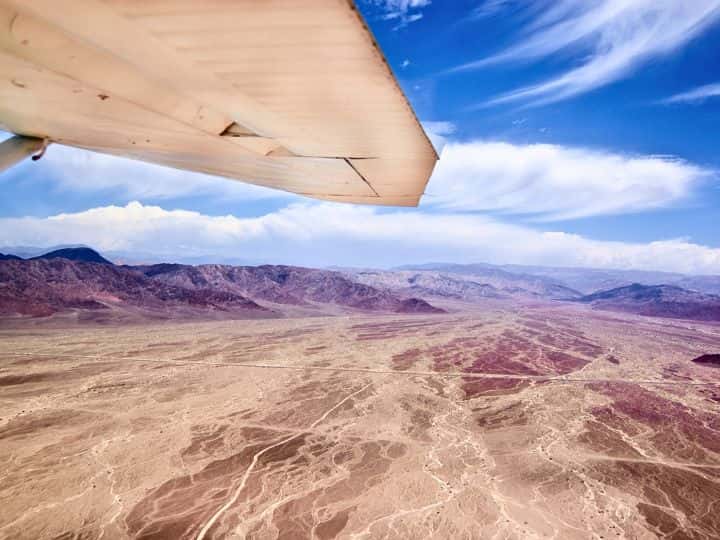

left=0, top=135, right=48, bottom=173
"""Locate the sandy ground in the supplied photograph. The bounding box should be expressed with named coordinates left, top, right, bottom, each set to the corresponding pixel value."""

left=1, top=302, right=720, bottom=539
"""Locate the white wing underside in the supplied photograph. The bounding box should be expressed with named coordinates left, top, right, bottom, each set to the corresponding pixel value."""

left=0, top=0, right=437, bottom=206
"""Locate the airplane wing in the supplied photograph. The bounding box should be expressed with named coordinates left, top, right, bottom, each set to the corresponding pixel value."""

left=0, top=0, right=437, bottom=206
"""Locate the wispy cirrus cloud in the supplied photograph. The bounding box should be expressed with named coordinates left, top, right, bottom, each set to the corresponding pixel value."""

left=661, top=82, right=720, bottom=104
left=369, top=0, right=431, bottom=29
left=450, top=0, right=720, bottom=107
left=426, top=141, right=713, bottom=220
left=467, top=0, right=514, bottom=21
left=3, top=201, right=720, bottom=274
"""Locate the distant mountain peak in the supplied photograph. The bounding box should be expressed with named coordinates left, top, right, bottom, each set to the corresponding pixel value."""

left=31, top=247, right=113, bottom=265
left=577, top=283, right=720, bottom=322
left=0, top=253, right=22, bottom=261
left=579, top=283, right=709, bottom=302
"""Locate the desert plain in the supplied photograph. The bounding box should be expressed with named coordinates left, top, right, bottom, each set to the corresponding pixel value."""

left=1, top=301, right=720, bottom=539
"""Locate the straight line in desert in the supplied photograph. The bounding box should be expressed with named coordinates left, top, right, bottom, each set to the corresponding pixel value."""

left=581, top=454, right=720, bottom=470
left=4, top=351, right=720, bottom=387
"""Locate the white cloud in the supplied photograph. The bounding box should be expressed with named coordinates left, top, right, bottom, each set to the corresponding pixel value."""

left=7, top=130, right=712, bottom=229
left=451, top=0, right=720, bottom=106
left=371, top=0, right=431, bottom=29
left=662, top=82, right=720, bottom=104
left=425, top=141, right=713, bottom=220
left=2, top=201, right=720, bottom=274
left=27, top=144, right=293, bottom=201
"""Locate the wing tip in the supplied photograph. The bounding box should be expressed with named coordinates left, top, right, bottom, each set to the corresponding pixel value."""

left=344, top=0, right=439, bottom=162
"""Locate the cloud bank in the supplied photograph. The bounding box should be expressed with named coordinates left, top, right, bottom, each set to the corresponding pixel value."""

left=8, top=135, right=712, bottom=224
left=452, top=0, right=720, bottom=106
left=426, top=141, right=712, bottom=220
left=2, top=201, right=720, bottom=274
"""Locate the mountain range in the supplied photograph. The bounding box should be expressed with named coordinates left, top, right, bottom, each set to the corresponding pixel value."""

left=382, top=264, right=582, bottom=300
left=399, top=262, right=720, bottom=296
left=1, top=248, right=720, bottom=323
left=0, top=249, right=442, bottom=320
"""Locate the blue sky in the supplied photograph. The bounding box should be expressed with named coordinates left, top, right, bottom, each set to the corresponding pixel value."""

left=1, top=0, right=720, bottom=272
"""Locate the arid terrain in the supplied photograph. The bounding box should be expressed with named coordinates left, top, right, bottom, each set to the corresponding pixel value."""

left=2, top=299, right=720, bottom=539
